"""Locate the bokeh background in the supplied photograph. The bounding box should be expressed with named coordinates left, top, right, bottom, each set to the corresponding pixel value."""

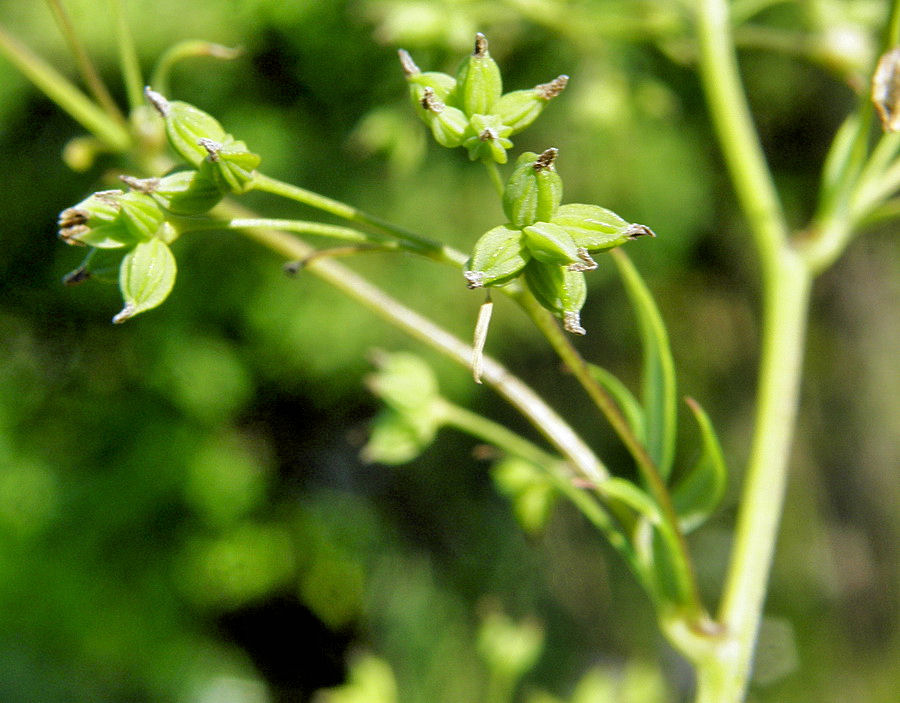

left=0, top=1, right=896, bottom=701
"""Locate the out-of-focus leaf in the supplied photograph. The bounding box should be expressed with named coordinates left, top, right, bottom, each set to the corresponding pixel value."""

left=611, top=250, right=676, bottom=479
left=600, top=477, right=661, bottom=525
left=588, top=363, right=645, bottom=442
left=672, top=397, right=728, bottom=533
left=491, top=457, right=557, bottom=534
left=361, top=408, right=437, bottom=465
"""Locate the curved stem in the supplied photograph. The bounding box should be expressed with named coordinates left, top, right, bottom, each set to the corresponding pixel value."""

left=513, top=284, right=705, bottom=617
left=483, top=159, right=506, bottom=198
left=232, top=214, right=608, bottom=486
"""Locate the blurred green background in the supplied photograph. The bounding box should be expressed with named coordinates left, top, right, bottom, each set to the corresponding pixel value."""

left=0, top=1, right=896, bottom=701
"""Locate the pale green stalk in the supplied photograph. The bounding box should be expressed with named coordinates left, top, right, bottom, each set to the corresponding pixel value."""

left=109, top=0, right=143, bottom=111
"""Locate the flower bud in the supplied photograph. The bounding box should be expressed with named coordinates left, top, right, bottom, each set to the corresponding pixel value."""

left=197, top=137, right=261, bottom=194
left=551, top=203, right=655, bottom=252
left=463, top=113, right=513, bottom=163
left=502, top=149, right=563, bottom=227
left=455, top=33, right=502, bottom=116
left=495, top=75, right=568, bottom=135
left=145, top=87, right=227, bottom=167
left=523, top=260, right=587, bottom=335
left=463, top=224, right=530, bottom=289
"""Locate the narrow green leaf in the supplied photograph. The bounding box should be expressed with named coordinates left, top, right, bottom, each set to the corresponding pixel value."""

left=113, top=238, right=177, bottom=323
left=587, top=364, right=645, bottom=443
left=672, top=397, right=728, bottom=533
left=599, top=477, right=661, bottom=525
left=611, top=250, right=677, bottom=479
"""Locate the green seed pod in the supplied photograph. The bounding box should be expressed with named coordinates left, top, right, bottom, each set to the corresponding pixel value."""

left=58, top=190, right=144, bottom=249
left=502, top=149, right=563, bottom=227
left=145, top=87, right=227, bottom=167
left=129, top=169, right=224, bottom=216
left=463, top=113, right=513, bottom=163
left=551, top=203, right=655, bottom=252
left=455, top=33, right=502, bottom=116
left=113, top=237, right=177, bottom=324
left=523, top=260, right=587, bottom=335
left=463, top=224, right=530, bottom=289
left=197, top=137, right=262, bottom=194
left=522, top=221, right=581, bottom=266
left=495, top=75, right=568, bottom=135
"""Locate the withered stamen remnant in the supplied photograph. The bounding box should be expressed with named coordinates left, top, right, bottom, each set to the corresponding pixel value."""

left=474, top=32, right=488, bottom=57
left=120, top=175, right=160, bottom=193
left=626, top=224, right=656, bottom=239
left=479, top=128, right=497, bottom=142
left=144, top=86, right=170, bottom=117
left=397, top=49, right=420, bottom=76
left=420, top=87, right=445, bottom=113
left=873, top=47, right=900, bottom=132
left=534, top=147, right=558, bottom=171
left=536, top=75, right=569, bottom=99
left=198, top=137, right=222, bottom=161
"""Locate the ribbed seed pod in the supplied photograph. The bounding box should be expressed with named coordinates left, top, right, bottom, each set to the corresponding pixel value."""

left=521, top=220, right=581, bottom=266
left=502, top=149, right=563, bottom=227
left=455, top=33, right=502, bottom=116
left=145, top=88, right=227, bottom=168
left=551, top=203, right=655, bottom=251
left=463, top=224, right=531, bottom=289
left=495, top=75, right=568, bottom=135
left=523, top=260, right=587, bottom=335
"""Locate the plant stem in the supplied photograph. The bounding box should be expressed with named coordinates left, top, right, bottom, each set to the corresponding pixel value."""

left=45, top=0, right=125, bottom=123
left=693, top=0, right=814, bottom=698
left=513, top=284, right=705, bottom=617
left=109, top=0, right=144, bottom=111
left=483, top=159, right=506, bottom=198
left=0, top=22, right=131, bottom=151
left=232, top=216, right=608, bottom=486
left=251, top=172, right=468, bottom=266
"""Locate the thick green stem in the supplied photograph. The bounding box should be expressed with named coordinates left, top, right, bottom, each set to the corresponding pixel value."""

left=693, top=0, right=814, bottom=698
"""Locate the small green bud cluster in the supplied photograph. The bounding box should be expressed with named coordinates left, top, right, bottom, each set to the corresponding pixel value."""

left=57, top=89, right=261, bottom=323
left=400, top=34, right=567, bottom=163
left=464, top=149, right=654, bottom=334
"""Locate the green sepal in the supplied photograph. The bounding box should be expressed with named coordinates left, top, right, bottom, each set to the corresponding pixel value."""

left=552, top=203, right=654, bottom=252
left=463, top=224, right=531, bottom=289
left=495, top=75, right=568, bottom=135
left=455, top=33, right=502, bottom=116
left=502, top=150, right=563, bottom=227
left=522, top=221, right=580, bottom=265
left=523, top=260, right=587, bottom=334
left=113, top=238, right=177, bottom=323
left=150, top=169, right=224, bottom=215
left=463, top=113, right=513, bottom=163
left=672, top=398, right=728, bottom=533
left=198, top=137, right=261, bottom=194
